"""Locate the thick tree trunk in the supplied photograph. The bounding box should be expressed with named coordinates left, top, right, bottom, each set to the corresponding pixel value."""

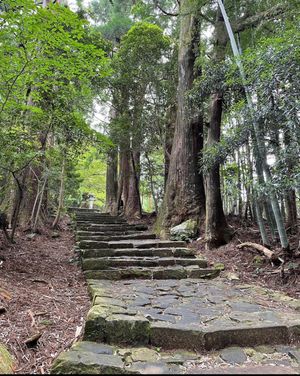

left=124, top=151, right=142, bottom=219
left=157, top=0, right=205, bottom=232
left=164, top=105, right=176, bottom=189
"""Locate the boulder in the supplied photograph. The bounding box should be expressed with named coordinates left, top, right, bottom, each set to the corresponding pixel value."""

left=170, top=220, right=198, bottom=241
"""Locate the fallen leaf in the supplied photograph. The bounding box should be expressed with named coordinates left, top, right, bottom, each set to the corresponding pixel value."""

left=226, top=272, right=239, bottom=281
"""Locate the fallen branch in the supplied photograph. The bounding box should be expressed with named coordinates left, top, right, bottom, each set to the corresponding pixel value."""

left=237, top=242, right=284, bottom=264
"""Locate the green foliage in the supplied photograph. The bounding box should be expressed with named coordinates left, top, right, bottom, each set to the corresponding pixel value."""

left=0, top=0, right=112, bottom=221
left=74, top=147, right=107, bottom=208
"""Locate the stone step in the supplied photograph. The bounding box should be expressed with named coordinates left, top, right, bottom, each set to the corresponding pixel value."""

left=75, top=216, right=126, bottom=220
left=81, top=247, right=196, bottom=259
left=77, top=233, right=157, bottom=241
left=77, top=224, right=148, bottom=232
left=51, top=341, right=300, bottom=374
left=76, top=230, right=148, bottom=237
left=79, top=239, right=187, bottom=250
left=82, top=279, right=300, bottom=350
left=82, top=256, right=207, bottom=270
left=76, top=219, right=127, bottom=224
left=84, top=265, right=219, bottom=280
left=69, top=207, right=102, bottom=212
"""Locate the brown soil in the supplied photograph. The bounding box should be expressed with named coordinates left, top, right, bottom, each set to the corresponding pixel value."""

left=192, top=215, right=300, bottom=300
left=0, top=218, right=90, bottom=374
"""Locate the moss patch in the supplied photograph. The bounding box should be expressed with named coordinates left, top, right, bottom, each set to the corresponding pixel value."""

left=0, top=344, right=14, bottom=374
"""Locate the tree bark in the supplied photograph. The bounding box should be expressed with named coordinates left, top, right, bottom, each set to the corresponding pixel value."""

left=124, top=150, right=142, bottom=219
left=51, top=157, right=65, bottom=229
left=157, top=0, right=205, bottom=232
left=205, top=93, right=231, bottom=248
left=164, top=104, right=176, bottom=189
left=205, top=9, right=231, bottom=249
left=105, top=146, right=118, bottom=215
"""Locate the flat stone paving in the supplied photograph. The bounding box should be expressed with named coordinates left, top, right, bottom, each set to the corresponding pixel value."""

left=84, top=278, right=300, bottom=350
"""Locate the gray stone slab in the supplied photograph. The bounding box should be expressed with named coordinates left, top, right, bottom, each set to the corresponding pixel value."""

left=51, top=351, right=125, bottom=374
left=219, top=347, right=247, bottom=364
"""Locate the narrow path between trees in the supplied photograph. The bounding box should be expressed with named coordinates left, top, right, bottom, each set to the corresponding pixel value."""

left=51, top=209, right=300, bottom=374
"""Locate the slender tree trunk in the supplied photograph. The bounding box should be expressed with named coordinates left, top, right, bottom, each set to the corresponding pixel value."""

left=145, top=152, right=158, bottom=213
left=105, top=146, right=118, bottom=215
left=217, top=0, right=290, bottom=254
left=205, top=92, right=231, bottom=248
left=10, top=172, right=26, bottom=242
left=33, top=173, right=48, bottom=232
left=205, top=9, right=231, bottom=249
left=157, top=0, right=205, bottom=233
left=51, top=157, right=65, bottom=229
left=237, top=149, right=243, bottom=217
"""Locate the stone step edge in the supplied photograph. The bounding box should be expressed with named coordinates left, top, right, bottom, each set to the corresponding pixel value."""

left=77, top=235, right=157, bottom=240
left=50, top=340, right=300, bottom=375
left=80, top=248, right=197, bottom=259
left=79, top=241, right=187, bottom=249
left=82, top=257, right=207, bottom=270
left=83, top=306, right=300, bottom=351
left=83, top=267, right=219, bottom=280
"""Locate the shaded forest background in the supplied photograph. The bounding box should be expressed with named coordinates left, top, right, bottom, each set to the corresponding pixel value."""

left=0, top=0, right=299, bottom=258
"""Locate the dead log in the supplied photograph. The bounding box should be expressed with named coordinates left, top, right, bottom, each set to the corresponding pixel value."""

left=237, top=242, right=283, bottom=264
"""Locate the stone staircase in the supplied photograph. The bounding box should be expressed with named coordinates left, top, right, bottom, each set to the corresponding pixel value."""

left=76, top=211, right=219, bottom=281
left=51, top=209, right=300, bottom=374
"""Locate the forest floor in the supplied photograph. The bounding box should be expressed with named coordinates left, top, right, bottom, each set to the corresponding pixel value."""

left=0, top=217, right=90, bottom=374
left=0, top=213, right=299, bottom=374
left=193, top=215, right=300, bottom=300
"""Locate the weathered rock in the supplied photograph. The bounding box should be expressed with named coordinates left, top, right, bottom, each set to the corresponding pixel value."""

left=0, top=344, right=14, bottom=374
left=51, top=350, right=126, bottom=374
left=220, top=347, right=247, bottom=364
left=150, top=323, right=205, bottom=350
left=71, top=341, right=115, bottom=355
left=105, top=314, right=150, bottom=345
left=170, top=220, right=198, bottom=241
left=130, top=348, right=160, bottom=362
left=128, top=361, right=182, bottom=374
left=204, top=325, right=289, bottom=350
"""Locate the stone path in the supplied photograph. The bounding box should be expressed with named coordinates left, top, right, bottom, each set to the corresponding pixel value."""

left=51, top=209, right=300, bottom=374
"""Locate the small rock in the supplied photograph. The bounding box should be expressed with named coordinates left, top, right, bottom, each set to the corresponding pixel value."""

left=26, top=233, right=36, bottom=240
left=220, top=347, right=247, bottom=364
left=51, top=232, right=60, bottom=238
